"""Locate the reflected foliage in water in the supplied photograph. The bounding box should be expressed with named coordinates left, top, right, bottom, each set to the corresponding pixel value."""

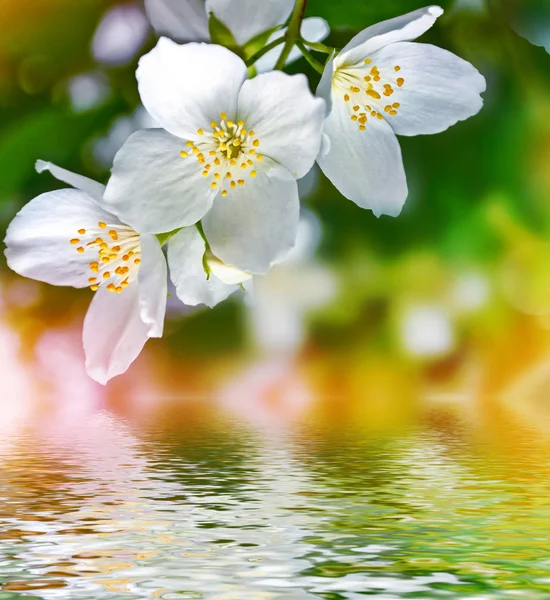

left=1, top=407, right=550, bottom=599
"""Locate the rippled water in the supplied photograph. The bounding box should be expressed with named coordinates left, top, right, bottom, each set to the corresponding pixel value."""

left=2, top=403, right=550, bottom=599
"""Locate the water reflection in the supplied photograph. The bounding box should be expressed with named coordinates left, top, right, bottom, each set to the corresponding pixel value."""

left=1, top=403, right=550, bottom=599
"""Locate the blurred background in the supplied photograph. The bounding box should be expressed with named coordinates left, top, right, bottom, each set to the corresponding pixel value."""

left=2, top=1, right=550, bottom=597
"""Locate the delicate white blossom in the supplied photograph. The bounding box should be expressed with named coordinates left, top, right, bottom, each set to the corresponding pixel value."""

left=144, top=0, right=329, bottom=71
left=167, top=226, right=252, bottom=309
left=103, top=39, right=325, bottom=274
left=316, top=6, right=486, bottom=217
left=4, top=161, right=167, bottom=385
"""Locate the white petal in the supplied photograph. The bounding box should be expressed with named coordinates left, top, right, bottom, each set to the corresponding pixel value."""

left=83, top=283, right=150, bottom=385
left=255, top=17, right=330, bottom=74
left=167, top=227, right=238, bottom=308
left=103, top=129, right=215, bottom=234
left=317, top=98, right=408, bottom=217
left=369, top=42, right=486, bottom=136
left=206, top=252, right=252, bottom=284
left=4, top=189, right=117, bottom=288
left=202, top=160, right=300, bottom=273
left=205, top=0, right=293, bottom=46
left=137, top=38, right=248, bottom=139
left=36, top=160, right=106, bottom=202
left=138, top=234, right=168, bottom=338
left=337, top=6, right=443, bottom=68
left=317, top=53, right=336, bottom=114
left=237, top=72, right=325, bottom=179
left=301, top=16, right=331, bottom=44
left=144, top=0, right=209, bottom=42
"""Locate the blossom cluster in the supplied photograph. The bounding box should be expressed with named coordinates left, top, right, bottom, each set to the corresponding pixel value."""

left=4, top=1, right=486, bottom=384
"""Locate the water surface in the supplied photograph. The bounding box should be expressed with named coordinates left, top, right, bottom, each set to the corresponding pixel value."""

left=1, top=403, right=550, bottom=599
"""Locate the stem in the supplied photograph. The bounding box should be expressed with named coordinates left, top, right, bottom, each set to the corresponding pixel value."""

left=302, top=40, right=334, bottom=55
left=274, top=0, right=308, bottom=70
left=296, top=41, right=324, bottom=74
left=246, top=36, right=286, bottom=67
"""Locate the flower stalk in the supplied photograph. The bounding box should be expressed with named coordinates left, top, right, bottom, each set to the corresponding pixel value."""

left=274, top=0, right=308, bottom=70
left=246, top=35, right=286, bottom=67
left=296, top=41, right=324, bottom=74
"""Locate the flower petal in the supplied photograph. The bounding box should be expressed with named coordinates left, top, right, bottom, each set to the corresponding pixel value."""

left=369, top=41, right=486, bottom=136
left=138, top=234, right=168, bottom=338
left=317, top=98, right=408, bottom=217
left=137, top=38, right=248, bottom=139
left=337, top=6, right=443, bottom=68
left=237, top=72, right=325, bottom=179
left=4, top=189, right=117, bottom=288
left=36, top=160, right=106, bottom=202
left=103, top=129, right=215, bottom=234
left=206, top=252, right=252, bottom=285
left=202, top=160, right=299, bottom=273
left=317, top=53, right=336, bottom=116
left=205, top=0, right=293, bottom=46
left=255, top=17, right=330, bottom=74
left=167, top=227, right=238, bottom=308
left=144, top=0, right=209, bottom=42
left=83, top=282, right=150, bottom=385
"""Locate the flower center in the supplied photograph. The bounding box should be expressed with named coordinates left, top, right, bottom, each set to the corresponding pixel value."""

left=334, top=58, right=405, bottom=131
left=179, top=112, right=263, bottom=197
left=69, top=221, right=141, bottom=293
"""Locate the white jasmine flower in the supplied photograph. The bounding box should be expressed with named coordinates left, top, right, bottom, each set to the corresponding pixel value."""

left=4, top=161, right=167, bottom=385
left=316, top=6, right=486, bottom=217
left=146, top=0, right=293, bottom=46
left=144, top=0, right=329, bottom=68
left=167, top=226, right=252, bottom=308
left=103, top=39, right=325, bottom=274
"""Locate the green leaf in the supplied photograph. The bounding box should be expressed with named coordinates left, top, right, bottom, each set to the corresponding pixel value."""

left=208, top=12, right=243, bottom=57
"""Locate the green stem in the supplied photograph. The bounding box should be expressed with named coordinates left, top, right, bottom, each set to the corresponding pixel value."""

left=246, top=36, right=286, bottom=67
left=274, top=0, right=308, bottom=70
left=302, top=40, right=334, bottom=55
left=296, top=41, right=325, bottom=74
